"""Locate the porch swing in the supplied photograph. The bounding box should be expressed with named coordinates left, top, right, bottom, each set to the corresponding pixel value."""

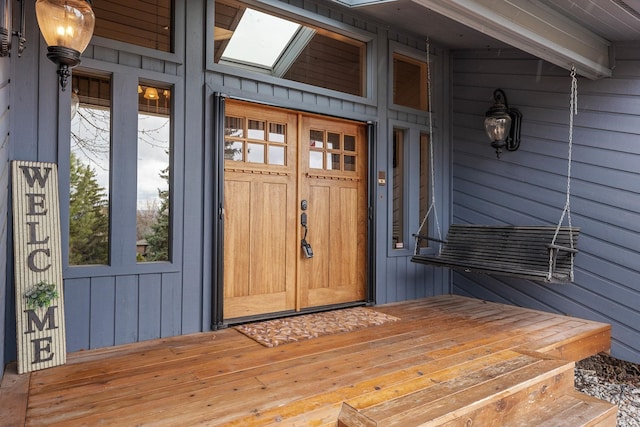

left=411, top=61, right=580, bottom=284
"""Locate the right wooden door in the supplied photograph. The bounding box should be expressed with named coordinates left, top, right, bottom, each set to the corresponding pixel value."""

left=298, top=114, right=368, bottom=309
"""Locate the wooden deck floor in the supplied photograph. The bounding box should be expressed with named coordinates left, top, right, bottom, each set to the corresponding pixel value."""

left=1, top=295, right=613, bottom=426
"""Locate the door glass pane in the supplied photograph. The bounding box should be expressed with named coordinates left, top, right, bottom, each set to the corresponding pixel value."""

left=344, top=155, right=356, bottom=171
left=328, top=153, right=340, bottom=170
left=269, top=123, right=285, bottom=142
left=225, top=116, right=245, bottom=162
left=269, top=146, right=285, bottom=165
left=69, top=73, right=111, bottom=266
left=226, top=116, right=244, bottom=137
left=137, top=82, right=172, bottom=262
left=344, top=135, right=356, bottom=151
left=327, top=132, right=340, bottom=150
left=225, top=141, right=243, bottom=161
left=248, top=119, right=265, bottom=140
left=309, top=151, right=323, bottom=169
left=310, top=130, right=324, bottom=148
left=247, top=143, right=265, bottom=163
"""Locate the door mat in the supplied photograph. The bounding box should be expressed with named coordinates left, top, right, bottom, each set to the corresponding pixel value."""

left=235, top=307, right=400, bottom=347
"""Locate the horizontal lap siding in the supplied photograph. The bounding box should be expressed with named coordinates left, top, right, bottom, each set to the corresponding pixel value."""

left=451, top=44, right=640, bottom=363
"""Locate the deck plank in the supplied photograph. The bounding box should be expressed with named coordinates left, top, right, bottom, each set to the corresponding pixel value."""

left=0, top=363, right=29, bottom=427
left=0, top=295, right=613, bottom=426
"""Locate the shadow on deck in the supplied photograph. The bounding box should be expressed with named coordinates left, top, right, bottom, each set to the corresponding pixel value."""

left=1, top=295, right=616, bottom=426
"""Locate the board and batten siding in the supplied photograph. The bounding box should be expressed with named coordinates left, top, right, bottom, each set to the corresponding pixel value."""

left=64, top=273, right=183, bottom=350
left=205, top=2, right=453, bottom=306
left=376, top=63, right=453, bottom=304
left=0, top=55, right=9, bottom=376
left=450, top=43, right=640, bottom=363
left=3, top=1, right=197, bottom=357
left=2, top=0, right=451, bottom=361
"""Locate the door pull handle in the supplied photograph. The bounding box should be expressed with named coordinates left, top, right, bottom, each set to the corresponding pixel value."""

left=301, top=212, right=313, bottom=258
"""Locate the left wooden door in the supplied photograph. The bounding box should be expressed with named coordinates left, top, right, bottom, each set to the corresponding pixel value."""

left=222, top=101, right=298, bottom=319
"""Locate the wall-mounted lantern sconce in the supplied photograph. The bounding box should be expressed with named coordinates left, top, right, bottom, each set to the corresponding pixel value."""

left=484, top=89, right=522, bottom=158
left=0, top=0, right=95, bottom=88
left=35, top=0, right=95, bottom=91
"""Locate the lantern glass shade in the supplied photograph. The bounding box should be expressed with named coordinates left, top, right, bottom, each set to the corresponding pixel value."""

left=35, top=0, right=95, bottom=55
left=484, top=114, right=511, bottom=143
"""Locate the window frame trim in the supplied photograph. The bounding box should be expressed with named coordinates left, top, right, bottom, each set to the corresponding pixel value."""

left=59, top=63, right=185, bottom=279
left=88, top=1, right=185, bottom=64
left=206, top=0, right=377, bottom=104
left=388, top=41, right=433, bottom=115
left=387, top=120, right=437, bottom=258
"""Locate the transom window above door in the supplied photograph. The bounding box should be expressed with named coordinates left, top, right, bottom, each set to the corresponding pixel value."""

left=214, top=0, right=367, bottom=96
left=92, top=0, right=173, bottom=52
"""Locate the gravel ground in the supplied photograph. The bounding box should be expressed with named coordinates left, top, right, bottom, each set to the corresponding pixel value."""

left=575, top=353, right=640, bottom=426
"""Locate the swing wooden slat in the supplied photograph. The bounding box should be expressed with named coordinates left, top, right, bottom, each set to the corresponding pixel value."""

left=411, top=224, right=579, bottom=283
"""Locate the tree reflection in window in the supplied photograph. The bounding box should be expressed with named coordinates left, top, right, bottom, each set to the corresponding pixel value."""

left=137, top=83, right=172, bottom=262
left=69, top=73, right=111, bottom=266
left=69, top=74, right=173, bottom=265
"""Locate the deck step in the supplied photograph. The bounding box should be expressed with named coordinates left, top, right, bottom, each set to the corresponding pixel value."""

left=338, top=353, right=617, bottom=426
left=522, top=390, right=618, bottom=426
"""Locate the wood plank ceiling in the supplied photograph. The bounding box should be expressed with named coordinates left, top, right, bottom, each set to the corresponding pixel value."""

left=339, top=0, right=640, bottom=79
left=88, top=0, right=640, bottom=79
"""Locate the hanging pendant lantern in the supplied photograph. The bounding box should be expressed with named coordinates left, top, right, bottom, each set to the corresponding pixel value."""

left=144, top=87, right=159, bottom=100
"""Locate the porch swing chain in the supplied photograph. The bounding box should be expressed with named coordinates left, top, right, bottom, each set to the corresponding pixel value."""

left=548, top=66, right=577, bottom=281
left=414, top=39, right=443, bottom=256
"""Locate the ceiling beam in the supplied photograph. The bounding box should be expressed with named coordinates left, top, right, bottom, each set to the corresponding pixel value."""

left=411, top=0, right=612, bottom=79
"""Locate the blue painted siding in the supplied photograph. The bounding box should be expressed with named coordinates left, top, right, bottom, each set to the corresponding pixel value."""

left=0, top=56, right=9, bottom=377
left=451, top=43, right=640, bottom=363
left=11, top=0, right=636, bottom=369
left=2, top=0, right=445, bottom=365
left=1, top=0, right=638, bottom=377
left=60, top=273, right=186, bottom=352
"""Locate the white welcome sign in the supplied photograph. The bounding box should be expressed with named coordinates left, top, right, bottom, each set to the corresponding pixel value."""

left=12, top=160, right=66, bottom=374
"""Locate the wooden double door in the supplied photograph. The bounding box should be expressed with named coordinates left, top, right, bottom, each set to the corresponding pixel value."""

left=223, top=101, right=368, bottom=320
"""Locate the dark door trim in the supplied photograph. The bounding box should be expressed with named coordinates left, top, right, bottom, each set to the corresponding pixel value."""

left=211, top=97, right=377, bottom=328
left=211, top=92, right=226, bottom=329
left=366, top=121, right=376, bottom=305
